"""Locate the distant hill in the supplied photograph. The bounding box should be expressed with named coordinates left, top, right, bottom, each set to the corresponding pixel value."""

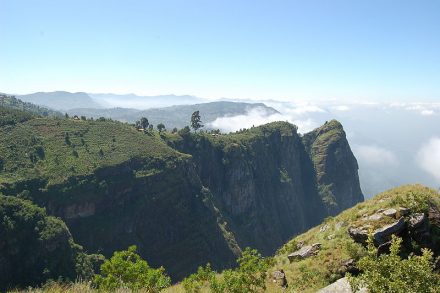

left=68, top=101, right=279, bottom=129
left=0, top=94, right=62, bottom=118
left=89, top=93, right=203, bottom=109
left=17, top=91, right=102, bottom=110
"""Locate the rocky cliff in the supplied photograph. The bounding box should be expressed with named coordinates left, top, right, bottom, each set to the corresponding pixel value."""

left=169, top=120, right=363, bottom=255
left=302, top=120, right=364, bottom=214
left=0, top=113, right=363, bottom=280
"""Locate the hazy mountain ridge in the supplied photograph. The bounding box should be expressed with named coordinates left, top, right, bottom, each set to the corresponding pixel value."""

left=17, top=91, right=102, bottom=110
left=67, top=101, right=279, bottom=129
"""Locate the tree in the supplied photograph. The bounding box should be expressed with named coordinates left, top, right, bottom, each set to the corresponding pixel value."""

left=157, top=123, right=166, bottom=133
left=80, top=116, right=87, bottom=121
left=94, top=245, right=171, bottom=291
left=348, top=234, right=440, bottom=293
left=178, top=126, right=191, bottom=137
left=140, top=117, right=149, bottom=130
left=148, top=124, right=154, bottom=131
left=191, top=111, right=203, bottom=132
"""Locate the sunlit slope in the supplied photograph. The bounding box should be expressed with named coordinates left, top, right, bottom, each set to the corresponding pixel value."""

left=0, top=115, right=187, bottom=185
left=271, top=184, right=440, bottom=292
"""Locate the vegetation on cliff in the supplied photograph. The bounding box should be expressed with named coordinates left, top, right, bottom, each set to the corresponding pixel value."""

left=0, top=195, right=99, bottom=290
left=302, top=120, right=364, bottom=214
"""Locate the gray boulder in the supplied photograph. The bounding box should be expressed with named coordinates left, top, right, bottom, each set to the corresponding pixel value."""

left=318, top=277, right=367, bottom=293
left=373, top=217, right=405, bottom=245
left=288, top=243, right=321, bottom=262
left=408, top=213, right=426, bottom=229
left=348, top=226, right=369, bottom=244
left=382, top=208, right=397, bottom=217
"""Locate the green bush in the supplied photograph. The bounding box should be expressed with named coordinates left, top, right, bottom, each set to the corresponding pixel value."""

left=211, top=248, right=270, bottom=293
left=94, top=245, right=171, bottom=291
left=348, top=234, right=440, bottom=293
left=183, top=247, right=270, bottom=293
left=182, top=263, right=215, bottom=293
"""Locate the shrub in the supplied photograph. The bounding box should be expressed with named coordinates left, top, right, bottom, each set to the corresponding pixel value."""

left=348, top=234, right=440, bottom=293
left=94, top=245, right=171, bottom=291
left=182, top=263, right=215, bottom=293
left=210, top=247, right=270, bottom=293
left=182, top=248, right=270, bottom=293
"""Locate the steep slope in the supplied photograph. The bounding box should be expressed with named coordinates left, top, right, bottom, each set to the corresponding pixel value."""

left=0, top=113, right=238, bottom=280
left=269, top=185, right=440, bottom=293
left=67, top=101, right=279, bottom=128
left=166, top=121, right=363, bottom=255
left=303, top=120, right=364, bottom=214
left=0, top=195, right=95, bottom=290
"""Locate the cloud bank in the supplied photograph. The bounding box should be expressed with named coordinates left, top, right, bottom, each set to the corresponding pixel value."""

left=208, top=105, right=321, bottom=133
left=417, top=137, right=440, bottom=182
left=353, top=145, right=399, bottom=167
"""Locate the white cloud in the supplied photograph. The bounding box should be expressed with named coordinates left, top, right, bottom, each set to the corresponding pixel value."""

left=207, top=106, right=319, bottom=134
left=332, top=105, right=350, bottom=111
left=417, top=137, right=440, bottom=182
left=353, top=145, right=399, bottom=167
left=421, top=110, right=434, bottom=116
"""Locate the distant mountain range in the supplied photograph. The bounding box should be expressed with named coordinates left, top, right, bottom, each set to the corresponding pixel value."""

left=67, top=101, right=279, bottom=129
left=88, top=93, right=204, bottom=109
left=16, top=91, right=204, bottom=111
left=17, top=91, right=102, bottom=110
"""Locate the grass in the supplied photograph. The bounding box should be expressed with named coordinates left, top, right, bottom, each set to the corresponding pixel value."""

left=0, top=117, right=189, bottom=186
left=269, top=184, right=440, bottom=293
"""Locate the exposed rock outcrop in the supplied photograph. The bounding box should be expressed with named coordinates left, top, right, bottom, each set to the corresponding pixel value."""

left=288, top=243, right=321, bottom=262
left=349, top=203, right=440, bottom=255
left=302, top=120, right=364, bottom=214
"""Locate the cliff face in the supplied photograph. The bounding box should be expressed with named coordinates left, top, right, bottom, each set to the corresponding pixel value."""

left=170, top=121, right=363, bottom=255
left=0, top=116, right=363, bottom=280
left=2, top=158, right=238, bottom=280
left=302, top=120, right=364, bottom=214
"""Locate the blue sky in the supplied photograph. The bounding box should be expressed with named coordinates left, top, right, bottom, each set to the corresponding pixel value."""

left=1, top=0, right=439, bottom=101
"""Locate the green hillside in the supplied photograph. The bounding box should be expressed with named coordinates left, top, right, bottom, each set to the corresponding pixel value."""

left=0, top=114, right=188, bottom=185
